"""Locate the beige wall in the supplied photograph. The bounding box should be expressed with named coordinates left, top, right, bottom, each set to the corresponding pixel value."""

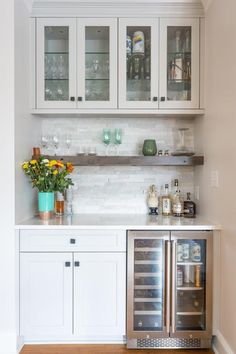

left=195, top=0, right=236, bottom=352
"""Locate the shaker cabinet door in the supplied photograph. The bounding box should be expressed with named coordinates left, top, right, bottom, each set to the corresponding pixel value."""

left=20, top=252, right=73, bottom=339
left=119, top=18, right=159, bottom=109
left=77, top=18, right=117, bottom=108
left=159, top=18, right=200, bottom=109
left=36, top=18, right=77, bottom=109
left=74, top=252, right=126, bottom=340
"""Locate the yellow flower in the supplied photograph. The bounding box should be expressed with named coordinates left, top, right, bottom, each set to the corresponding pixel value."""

left=49, top=160, right=57, bottom=167
left=53, top=170, right=58, bottom=175
left=30, top=159, right=37, bottom=165
left=22, top=162, right=29, bottom=169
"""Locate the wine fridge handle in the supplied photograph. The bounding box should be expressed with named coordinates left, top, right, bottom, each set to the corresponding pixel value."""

left=172, top=240, right=177, bottom=333
left=166, top=240, right=171, bottom=334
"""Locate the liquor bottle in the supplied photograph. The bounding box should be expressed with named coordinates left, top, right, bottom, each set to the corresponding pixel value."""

left=175, top=30, right=181, bottom=52
left=172, top=183, right=184, bottom=217
left=55, top=192, right=64, bottom=216
left=162, top=184, right=171, bottom=216
left=184, top=192, right=196, bottom=218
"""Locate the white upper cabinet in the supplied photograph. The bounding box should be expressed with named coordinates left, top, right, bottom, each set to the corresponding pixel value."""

left=77, top=18, right=117, bottom=108
left=36, top=18, right=117, bottom=109
left=34, top=16, right=202, bottom=113
left=37, top=18, right=77, bottom=109
left=159, top=18, right=200, bottom=109
left=119, top=18, right=159, bottom=109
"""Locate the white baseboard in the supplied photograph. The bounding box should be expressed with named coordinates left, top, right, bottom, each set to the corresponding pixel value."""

left=17, top=335, right=24, bottom=354
left=212, top=331, right=235, bottom=354
left=0, top=333, right=19, bottom=354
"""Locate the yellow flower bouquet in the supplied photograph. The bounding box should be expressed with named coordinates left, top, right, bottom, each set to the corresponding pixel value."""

left=22, top=157, right=74, bottom=193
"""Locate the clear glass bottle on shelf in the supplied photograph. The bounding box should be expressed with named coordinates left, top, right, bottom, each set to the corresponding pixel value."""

left=162, top=184, right=172, bottom=216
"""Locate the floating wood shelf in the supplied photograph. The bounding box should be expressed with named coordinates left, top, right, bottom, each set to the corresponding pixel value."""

left=42, top=155, right=204, bottom=166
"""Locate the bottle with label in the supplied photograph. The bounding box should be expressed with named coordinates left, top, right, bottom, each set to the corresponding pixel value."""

left=162, top=184, right=171, bottom=216
left=55, top=192, right=64, bottom=216
left=184, top=192, right=196, bottom=218
left=172, top=189, right=184, bottom=217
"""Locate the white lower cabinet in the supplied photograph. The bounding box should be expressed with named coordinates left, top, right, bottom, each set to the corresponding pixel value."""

left=20, top=252, right=73, bottom=338
left=74, top=253, right=126, bottom=340
left=20, top=230, right=126, bottom=342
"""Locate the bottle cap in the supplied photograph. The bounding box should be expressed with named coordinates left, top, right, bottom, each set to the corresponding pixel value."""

left=165, top=184, right=169, bottom=188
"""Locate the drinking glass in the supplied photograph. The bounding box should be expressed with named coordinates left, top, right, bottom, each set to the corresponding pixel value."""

left=114, top=128, right=122, bottom=155
left=52, top=135, right=59, bottom=154
left=65, top=135, right=72, bottom=151
left=102, top=128, right=111, bottom=155
left=41, top=135, right=49, bottom=153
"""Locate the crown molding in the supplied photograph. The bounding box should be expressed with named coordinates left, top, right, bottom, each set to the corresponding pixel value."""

left=31, top=1, right=205, bottom=17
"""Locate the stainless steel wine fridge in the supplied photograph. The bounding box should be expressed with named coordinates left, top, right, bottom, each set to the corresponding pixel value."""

left=127, top=230, right=213, bottom=349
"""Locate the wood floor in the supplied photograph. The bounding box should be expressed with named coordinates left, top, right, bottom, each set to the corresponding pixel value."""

left=20, top=344, right=215, bottom=354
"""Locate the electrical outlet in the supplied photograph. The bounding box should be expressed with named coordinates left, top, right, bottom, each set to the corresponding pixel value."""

left=195, top=186, right=200, bottom=201
left=211, top=170, right=219, bottom=188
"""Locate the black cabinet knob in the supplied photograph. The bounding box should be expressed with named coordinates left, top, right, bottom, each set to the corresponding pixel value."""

left=153, top=96, right=158, bottom=102
left=70, top=238, right=76, bottom=244
left=161, top=97, right=166, bottom=102
left=78, top=97, right=83, bottom=101
left=74, top=261, right=80, bottom=267
left=65, top=262, right=71, bottom=267
left=70, top=96, right=75, bottom=101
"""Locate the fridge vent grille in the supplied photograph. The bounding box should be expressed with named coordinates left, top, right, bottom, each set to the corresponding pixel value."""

left=137, top=338, right=201, bottom=348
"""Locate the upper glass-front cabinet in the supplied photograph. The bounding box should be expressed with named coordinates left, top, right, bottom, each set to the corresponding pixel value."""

left=119, top=19, right=159, bottom=109
left=36, top=18, right=117, bottom=109
left=37, top=18, right=77, bottom=109
left=77, top=18, right=117, bottom=108
left=159, top=18, right=200, bottom=109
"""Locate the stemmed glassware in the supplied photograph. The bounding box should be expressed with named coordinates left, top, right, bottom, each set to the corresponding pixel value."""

left=102, top=128, right=111, bottom=156
left=52, top=135, right=59, bottom=155
left=65, top=135, right=72, bottom=154
left=114, top=128, right=122, bottom=155
left=41, top=135, right=49, bottom=153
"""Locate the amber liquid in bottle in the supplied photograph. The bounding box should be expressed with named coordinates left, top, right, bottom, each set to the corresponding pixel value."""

left=55, top=192, right=64, bottom=215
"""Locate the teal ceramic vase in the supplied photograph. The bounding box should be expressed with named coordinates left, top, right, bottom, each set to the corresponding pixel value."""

left=38, top=192, right=54, bottom=219
left=142, top=139, right=157, bottom=156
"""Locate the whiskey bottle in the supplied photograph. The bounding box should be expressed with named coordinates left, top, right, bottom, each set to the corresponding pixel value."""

left=162, top=184, right=171, bottom=216
left=184, top=192, right=196, bottom=218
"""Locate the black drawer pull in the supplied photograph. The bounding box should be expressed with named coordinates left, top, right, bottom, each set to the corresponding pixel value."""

left=65, top=262, right=71, bottom=267
left=70, top=238, right=76, bottom=244
left=70, top=96, right=75, bottom=101
left=153, top=96, right=158, bottom=102
left=78, top=97, right=83, bottom=101
left=74, top=261, right=80, bottom=267
left=161, top=96, right=166, bottom=102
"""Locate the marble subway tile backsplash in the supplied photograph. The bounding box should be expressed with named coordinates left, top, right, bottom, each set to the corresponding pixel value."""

left=41, top=116, right=195, bottom=214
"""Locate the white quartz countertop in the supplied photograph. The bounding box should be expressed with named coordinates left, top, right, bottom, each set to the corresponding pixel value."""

left=16, top=214, right=220, bottom=230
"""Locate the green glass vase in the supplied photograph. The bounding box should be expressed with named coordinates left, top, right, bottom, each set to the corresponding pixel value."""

left=142, top=139, right=157, bottom=156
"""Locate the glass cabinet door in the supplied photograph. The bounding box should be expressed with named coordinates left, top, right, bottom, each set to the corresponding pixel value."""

left=160, top=19, right=200, bottom=109
left=77, top=18, right=117, bottom=108
left=37, top=18, right=77, bottom=109
left=171, top=232, right=212, bottom=338
left=119, top=19, right=158, bottom=109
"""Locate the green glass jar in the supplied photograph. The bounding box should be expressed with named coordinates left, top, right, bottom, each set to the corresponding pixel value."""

left=142, top=139, right=157, bottom=156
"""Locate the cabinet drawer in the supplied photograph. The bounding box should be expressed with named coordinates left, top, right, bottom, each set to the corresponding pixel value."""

left=20, top=229, right=126, bottom=252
